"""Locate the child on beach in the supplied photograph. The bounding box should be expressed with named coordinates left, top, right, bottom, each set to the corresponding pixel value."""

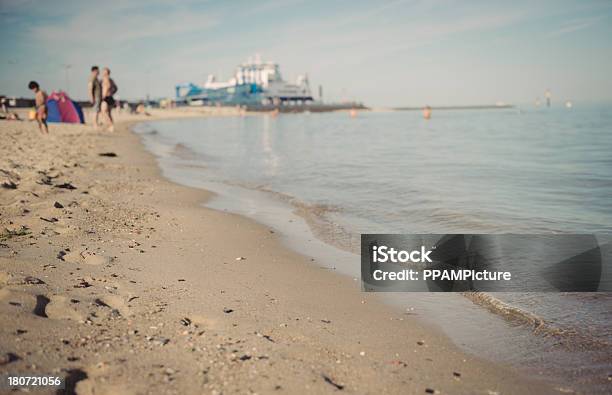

left=28, top=81, right=48, bottom=134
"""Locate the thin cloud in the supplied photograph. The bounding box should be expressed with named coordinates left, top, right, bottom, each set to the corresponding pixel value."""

left=242, top=6, right=526, bottom=75
left=28, top=8, right=218, bottom=47
left=546, top=16, right=604, bottom=38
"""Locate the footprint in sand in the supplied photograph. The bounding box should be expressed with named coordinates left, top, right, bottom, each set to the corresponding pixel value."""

left=0, top=288, right=67, bottom=321
left=0, top=288, right=38, bottom=315
left=45, top=295, right=86, bottom=321
left=72, top=356, right=145, bottom=394
left=0, top=270, right=45, bottom=286
left=63, top=249, right=113, bottom=265
left=94, top=295, right=130, bottom=317
left=75, top=378, right=137, bottom=395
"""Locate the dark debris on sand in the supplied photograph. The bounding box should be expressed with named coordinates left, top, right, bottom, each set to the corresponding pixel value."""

left=55, top=182, right=77, bottom=190
left=322, top=374, right=344, bottom=390
left=1, top=180, right=17, bottom=189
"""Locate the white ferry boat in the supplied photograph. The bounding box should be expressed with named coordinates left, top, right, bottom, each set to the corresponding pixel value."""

left=176, top=55, right=314, bottom=106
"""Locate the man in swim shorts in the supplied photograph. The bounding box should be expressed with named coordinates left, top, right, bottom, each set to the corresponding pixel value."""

left=88, top=66, right=102, bottom=128
left=101, top=67, right=117, bottom=132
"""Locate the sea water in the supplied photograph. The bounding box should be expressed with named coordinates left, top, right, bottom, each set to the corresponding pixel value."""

left=135, top=104, right=612, bottom=391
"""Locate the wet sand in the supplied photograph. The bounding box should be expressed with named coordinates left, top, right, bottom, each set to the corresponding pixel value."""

left=0, top=112, right=567, bottom=394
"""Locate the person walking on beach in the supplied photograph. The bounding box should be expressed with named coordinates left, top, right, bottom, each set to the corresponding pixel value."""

left=101, top=67, right=117, bottom=132
left=28, top=81, right=48, bottom=134
left=88, top=66, right=102, bottom=128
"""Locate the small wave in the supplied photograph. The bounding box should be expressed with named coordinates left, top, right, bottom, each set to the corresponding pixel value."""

left=297, top=208, right=360, bottom=254
left=171, top=143, right=203, bottom=161
left=249, top=186, right=361, bottom=253
left=218, top=181, right=359, bottom=253
left=177, top=163, right=208, bottom=170
left=423, top=208, right=511, bottom=232
left=133, top=124, right=158, bottom=135
left=252, top=185, right=341, bottom=212
left=464, top=292, right=611, bottom=351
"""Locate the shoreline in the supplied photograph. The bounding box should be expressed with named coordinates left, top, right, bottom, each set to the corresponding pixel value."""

left=1, top=113, right=565, bottom=394
left=136, top=115, right=612, bottom=393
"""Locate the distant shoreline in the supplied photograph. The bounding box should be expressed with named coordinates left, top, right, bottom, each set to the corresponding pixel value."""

left=393, top=104, right=514, bottom=111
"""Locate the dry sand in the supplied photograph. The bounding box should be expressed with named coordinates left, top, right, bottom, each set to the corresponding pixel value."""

left=0, top=112, right=568, bottom=394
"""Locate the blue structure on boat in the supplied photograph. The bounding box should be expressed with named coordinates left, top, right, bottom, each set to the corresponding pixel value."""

left=174, top=83, right=203, bottom=99
left=175, top=82, right=264, bottom=106
left=175, top=56, right=313, bottom=107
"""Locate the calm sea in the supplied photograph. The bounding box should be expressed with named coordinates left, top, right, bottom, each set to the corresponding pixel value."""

left=135, top=104, right=612, bottom=391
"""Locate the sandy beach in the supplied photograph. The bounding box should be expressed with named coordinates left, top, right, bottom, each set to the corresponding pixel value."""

left=0, top=113, right=567, bottom=394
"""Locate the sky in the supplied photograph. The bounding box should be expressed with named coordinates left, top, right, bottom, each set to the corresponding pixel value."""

left=1, top=0, right=611, bottom=107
